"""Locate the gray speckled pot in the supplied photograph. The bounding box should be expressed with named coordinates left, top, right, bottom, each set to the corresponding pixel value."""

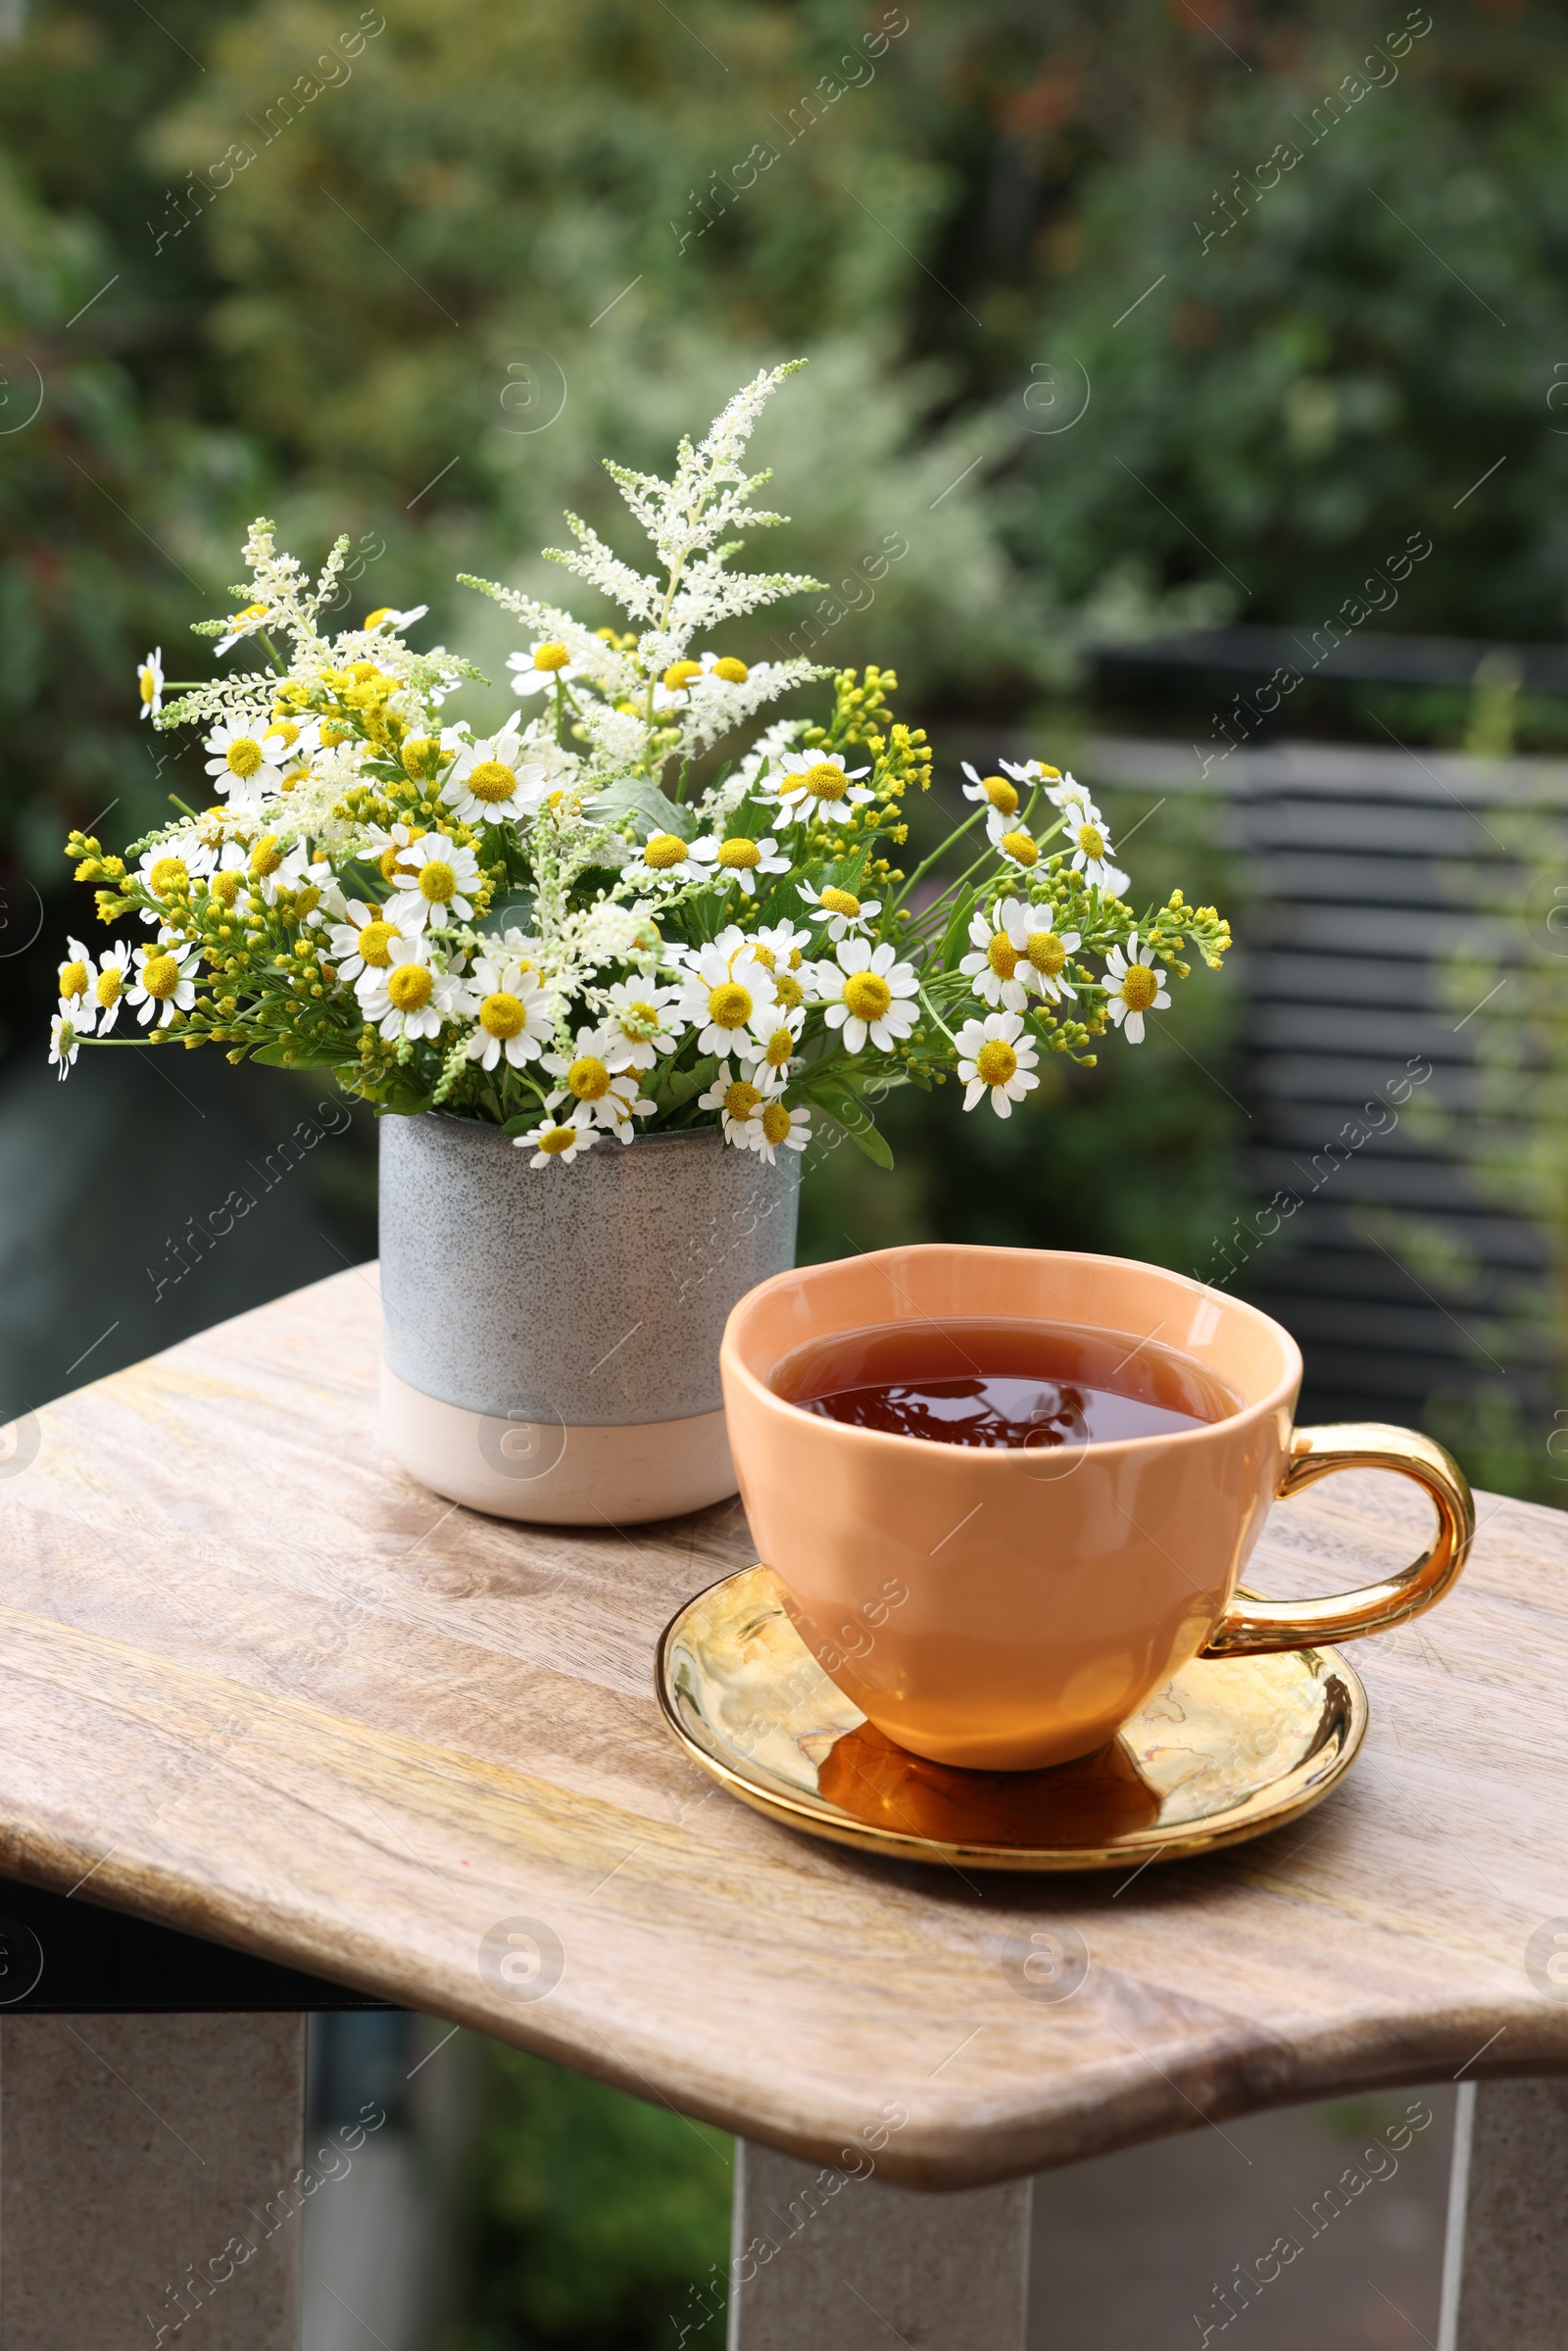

left=378, top=1112, right=801, bottom=1523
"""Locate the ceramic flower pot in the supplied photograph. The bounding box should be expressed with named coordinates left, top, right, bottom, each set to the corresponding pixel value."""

left=377, top=1112, right=801, bottom=1524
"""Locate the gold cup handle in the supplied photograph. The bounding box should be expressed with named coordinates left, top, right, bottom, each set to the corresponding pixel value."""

left=1202, top=1422, right=1476, bottom=1658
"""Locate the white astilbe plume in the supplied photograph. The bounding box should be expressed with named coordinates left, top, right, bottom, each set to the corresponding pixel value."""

left=602, top=364, right=797, bottom=571
left=161, top=515, right=477, bottom=744
left=545, top=517, right=662, bottom=625
left=579, top=362, right=822, bottom=674
left=567, top=699, right=654, bottom=770
left=462, top=362, right=826, bottom=772
left=678, top=664, right=814, bottom=761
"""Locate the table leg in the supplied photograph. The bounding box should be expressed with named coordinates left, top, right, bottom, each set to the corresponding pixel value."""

left=0, top=2013, right=306, bottom=2350
left=724, top=2139, right=1032, bottom=2350
left=1439, top=2078, right=1568, bottom=2351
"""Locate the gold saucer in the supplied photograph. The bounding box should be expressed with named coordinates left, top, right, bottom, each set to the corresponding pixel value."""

left=656, top=1565, right=1368, bottom=1872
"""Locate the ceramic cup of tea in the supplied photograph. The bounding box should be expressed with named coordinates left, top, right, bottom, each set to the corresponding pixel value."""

left=719, top=1245, right=1474, bottom=1771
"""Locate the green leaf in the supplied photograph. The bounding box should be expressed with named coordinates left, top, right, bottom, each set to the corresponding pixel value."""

left=372, top=1086, right=439, bottom=1117
left=585, top=776, right=695, bottom=843
left=478, top=888, right=537, bottom=939
left=843, top=1115, right=895, bottom=1169
left=335, top=857, right=386, bottom=906
left=662, top=1053, right=717, bottom=1108
left=800, top=1065, right=868, bottom=1114
left=802, top=1070, right=896, bottom=1166
left=252, top=1041, right=360, bottom=1071
left=942, top=886, right=977, bottom=962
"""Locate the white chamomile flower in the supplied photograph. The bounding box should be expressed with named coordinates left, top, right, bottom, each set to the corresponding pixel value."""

left=442, top=713, right=548, bottom=825
left=599, top=978, right=683, bottom=1069
left=811, top=938, right=919, bottom=1054
left=213, top=603, right=270, bottom=657
left=326, top=900, right=415, bottom=985
left=127, top=935, right=200, bottom=1029
left=955, top=1010, right=1041, bottom=1118
left=997, top=899, right=1081, bottom=1004
left=508, top=640, right=578, bottom=696
left=56, top=938, right=98, bottom=1031
left=262, top=714, right=320, bottom=759
left=1102, top=933, right=1171, bottom=1044
left=542, top=1024, right=653, bottom=1137
left=698, top=1057, right=769, bottom=1145
left=739, top=1008, right=805, bottom=1093
left=959, top=906, right=1032, bottom=1012
left=999, top=756, right=1073, bottom=804
left=136, top=648, right=165, bottom=721
left=388, top=832, right=481, bottom=932
left=135, top=836, right=217, bottom=922
left=738, top=1097, right=812, bottom=1164
left=356, top=937, right=471, bottom=1042
left=364, top=605, right=428, bottom=633
left=983, top=807, right=1046, bottom=871
left=302, top=858, right=346, bottom=925
left=48, top=1011, right=82, bottom=1078
left=465, top=952, right=553, bottom=1069
left=206, top=839, right=254, bottom=913
left=752, top=916, right=812, bottom=973
left=243, top=835, right=317, bottom=907
left=960, top=761, right=1024, bottom=820
left=92, top=940, right=134, bottom=1035
left=652, top=663, right=702, bottom=712
left=798, top=880, right=881, bottom=942
left=364, top=820, right=425, bottom=888
left=624, top=830, right=707, bottom=888
left=769, top=750, right=874, bottom=827
left=742, top=929, right=810, bottom=1018
left=673, top=940, right=778, bottom=1055
left=1056, top=796, right=1125, bottom=893
left=699, top=651, right=751, bottom=683
left=709, top=922, right=757, bottom=959
left=689, top=832, right=790, bottom=898
left=260, top=716, right=320, bottom=794
left=514, top=1111, right=598, bottom=1168
left=204, top=719, right=288, bottom=807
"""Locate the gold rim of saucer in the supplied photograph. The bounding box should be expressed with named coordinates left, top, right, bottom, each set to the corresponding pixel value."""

left=655, top=1565, right=1369, bottom=1872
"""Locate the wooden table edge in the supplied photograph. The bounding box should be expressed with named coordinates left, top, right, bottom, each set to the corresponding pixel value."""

left=3, top=1829, right=1565, bottom=2190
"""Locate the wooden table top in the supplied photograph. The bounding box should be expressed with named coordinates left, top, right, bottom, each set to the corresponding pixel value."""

left=2, top=1268, right=1565, bottom=2188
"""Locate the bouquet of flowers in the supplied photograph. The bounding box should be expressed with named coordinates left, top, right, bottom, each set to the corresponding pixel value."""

left=53, top=363, right=1229, bottom=1171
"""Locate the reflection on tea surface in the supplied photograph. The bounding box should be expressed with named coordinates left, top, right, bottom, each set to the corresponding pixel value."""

left=773, top=1316, right=1239, bottom=1448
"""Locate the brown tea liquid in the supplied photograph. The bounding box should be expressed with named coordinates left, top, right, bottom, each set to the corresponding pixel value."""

left=772, top=1317, right=1237, bottom=1448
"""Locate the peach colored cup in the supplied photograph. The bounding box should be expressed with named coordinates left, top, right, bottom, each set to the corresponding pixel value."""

left=720, top=1245, right=1474, bottom=1771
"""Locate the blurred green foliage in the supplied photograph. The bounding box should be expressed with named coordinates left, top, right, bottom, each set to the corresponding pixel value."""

left=1018, top=28, right=1568, bottom=642
left=455, top=2045, right=730, bottom=2351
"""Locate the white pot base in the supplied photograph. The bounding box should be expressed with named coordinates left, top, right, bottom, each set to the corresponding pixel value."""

left=379, top=1361, right=738, bottom=1525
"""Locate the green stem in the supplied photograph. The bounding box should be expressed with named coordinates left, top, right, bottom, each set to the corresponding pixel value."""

left=916, top=983, right=961, bottom=1049
left=887, top=802, right=987, bottom=913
